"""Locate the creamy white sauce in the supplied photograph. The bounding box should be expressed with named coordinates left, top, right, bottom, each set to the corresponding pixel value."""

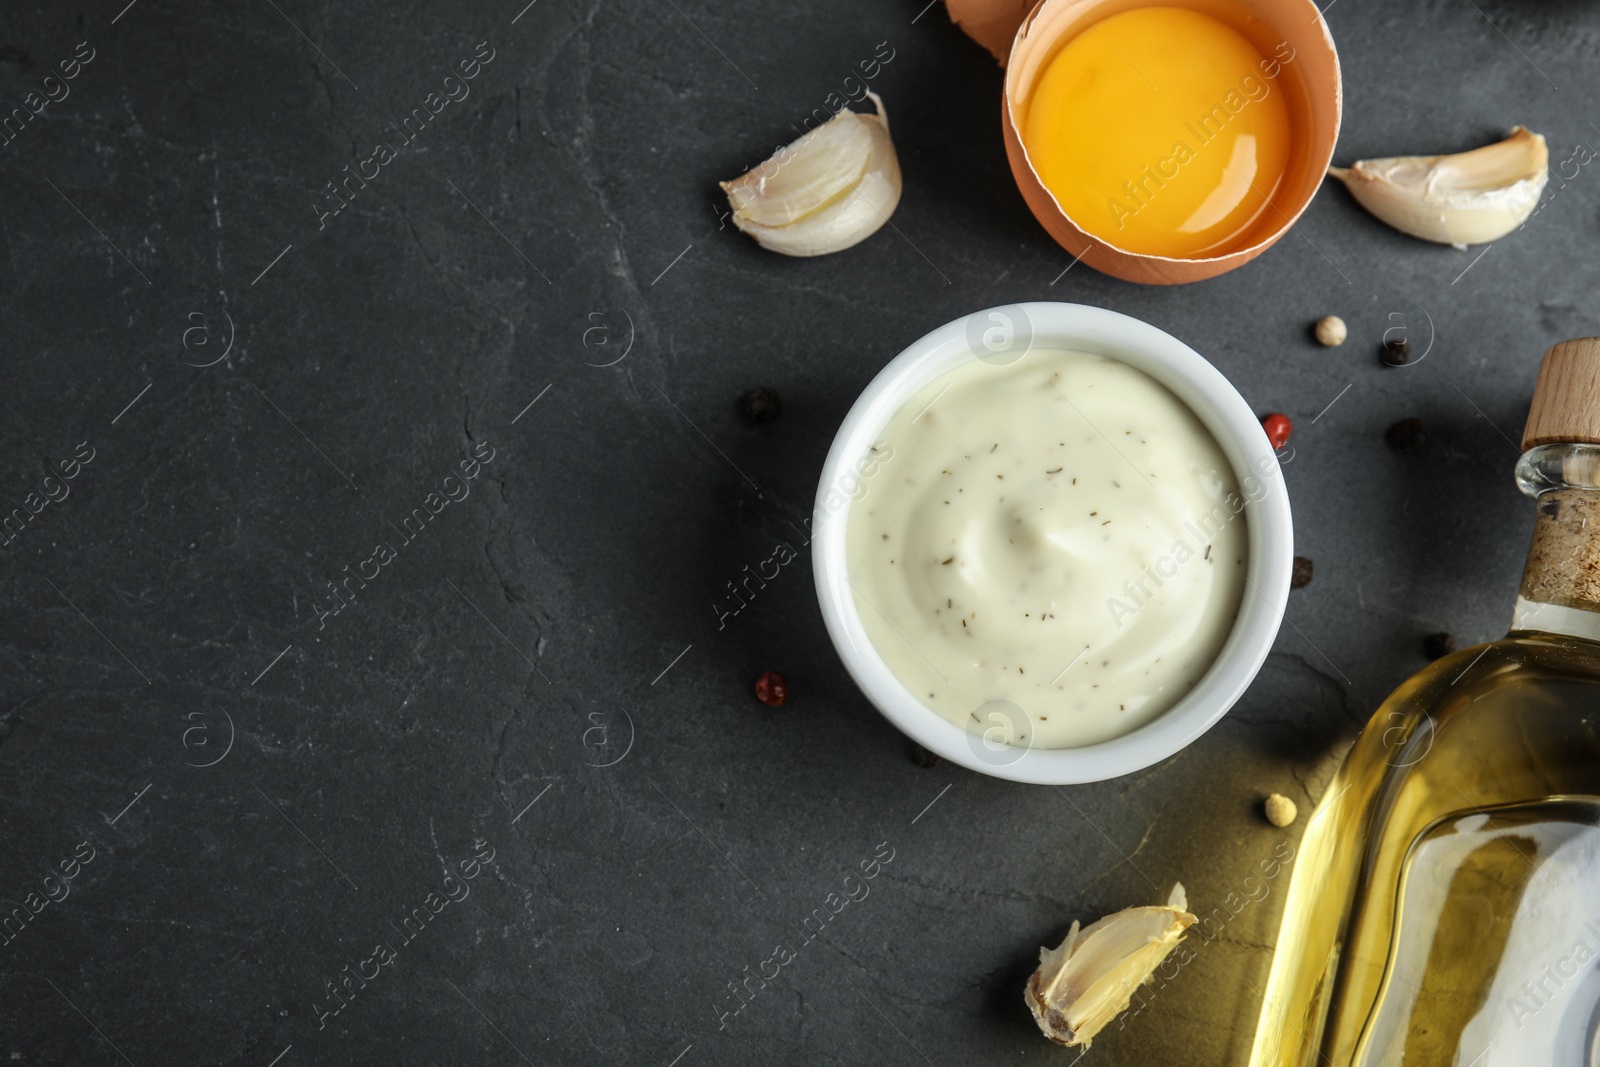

left=846, top=349, right=1247, bottom=749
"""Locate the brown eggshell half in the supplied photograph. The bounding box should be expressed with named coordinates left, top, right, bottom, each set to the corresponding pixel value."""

left=945, top=0, right=1036, bottom=64
left=1001, top=0, right=1342, bottom=285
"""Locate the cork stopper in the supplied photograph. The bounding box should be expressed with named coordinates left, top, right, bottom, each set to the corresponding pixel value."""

left=1522, top=338, right=1600, bottom=450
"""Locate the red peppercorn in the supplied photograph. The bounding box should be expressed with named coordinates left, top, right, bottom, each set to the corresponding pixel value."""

left=1262, top=413, right=1292, bottom=450
left=753, top=671, right=787, bottom=707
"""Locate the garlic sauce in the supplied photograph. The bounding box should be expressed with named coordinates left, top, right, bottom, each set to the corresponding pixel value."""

left=846, top=349, right=1248, bottom=749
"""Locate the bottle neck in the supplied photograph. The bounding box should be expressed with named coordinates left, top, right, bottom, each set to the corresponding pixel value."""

left=1511, top=444, right=1600, bottom=640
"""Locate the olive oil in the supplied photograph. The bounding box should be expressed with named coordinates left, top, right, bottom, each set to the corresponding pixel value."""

left=1250, top=339, right=1600, bottom=1067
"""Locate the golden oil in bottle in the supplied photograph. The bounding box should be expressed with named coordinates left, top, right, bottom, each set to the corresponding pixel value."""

left=1250, top=339, right=1600, bottom=1067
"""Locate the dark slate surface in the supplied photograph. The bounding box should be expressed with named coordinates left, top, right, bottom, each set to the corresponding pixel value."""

left=0, top=0, right=1595, bottom=1063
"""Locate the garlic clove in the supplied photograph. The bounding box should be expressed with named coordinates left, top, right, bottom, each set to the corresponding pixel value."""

left=723, top=113, right=877, bottom=227
left=1025, top=882, right=1197, bottom=1048
left=1327, top=126, right=1548, bottom=250
left=720, top=90, right=902, bottom=257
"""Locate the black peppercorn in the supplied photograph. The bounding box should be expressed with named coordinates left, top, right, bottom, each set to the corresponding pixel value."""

left=1381, top=337, right=1412, bottom=366
left=1424, top=632, right=1457, bottom=660
left=742, top=386, right=782, bottom=424
left=1291, top=555, right=1313, bottom=589
left=911, top=744, right=944, bottom=768
left=1386, top=417, right=1430, bottom=451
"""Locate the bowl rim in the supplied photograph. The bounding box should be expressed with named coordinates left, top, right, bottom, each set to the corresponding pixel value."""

left=811, top=302, right=1293, bottom=784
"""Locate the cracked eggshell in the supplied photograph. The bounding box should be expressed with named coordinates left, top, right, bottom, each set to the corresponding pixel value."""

left=1000, top=0, right=1343, bottom=285
left=945, top=0, right=1036, bottom=64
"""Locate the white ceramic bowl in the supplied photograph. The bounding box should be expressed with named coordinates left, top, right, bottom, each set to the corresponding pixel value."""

left=812, top=303, right=1293, bottom=784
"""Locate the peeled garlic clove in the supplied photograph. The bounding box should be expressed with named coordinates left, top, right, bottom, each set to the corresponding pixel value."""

left=1327, top=126, right=1548, bottom=250
left=1025, top=882, right=1196, bottom=1048
left=720, top=90, right=902, bottom=257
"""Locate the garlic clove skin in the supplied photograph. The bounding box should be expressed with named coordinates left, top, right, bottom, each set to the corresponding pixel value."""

left=720, top=90, right=902, bottom=257
left=1025, top=882, right=1197, bottom=1048
left=1327, top=126, right=1548, bottom=250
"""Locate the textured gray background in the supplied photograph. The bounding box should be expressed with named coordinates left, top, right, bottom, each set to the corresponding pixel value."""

left=0, top=0, right=1595, bottom=1063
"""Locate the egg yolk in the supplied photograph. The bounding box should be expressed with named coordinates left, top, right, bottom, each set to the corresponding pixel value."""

left=1022, top=6, right=1294, bottom=259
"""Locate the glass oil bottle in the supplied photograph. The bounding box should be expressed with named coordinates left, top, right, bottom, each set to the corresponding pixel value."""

left=1249, top=338, right=1600, bottom=1067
